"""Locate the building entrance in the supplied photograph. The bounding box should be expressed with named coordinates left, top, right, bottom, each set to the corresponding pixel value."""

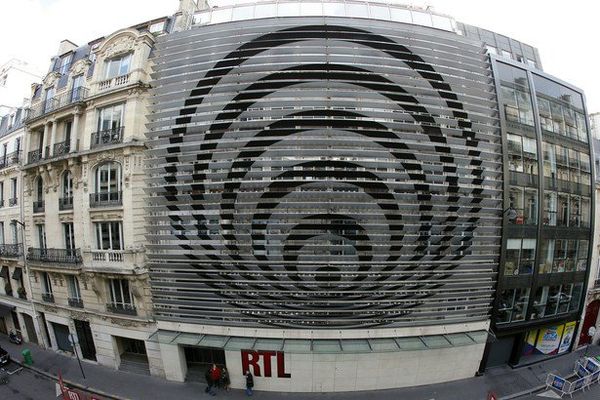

left=184, top=346, right=226, bottom=382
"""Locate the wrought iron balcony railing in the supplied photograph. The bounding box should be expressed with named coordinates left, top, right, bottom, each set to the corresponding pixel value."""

left=59, top=196, right=73, bottom=211
left=52, top=140, right=70, bottom=157
left=33, top=200, right=45, bottom=213
left=28, top=149, right=43, bottom=164
left=24, top=87, right=88, bottom=122
left=68, top=297, right=84, bottom=308
left=106, top=302, right=137, bottom=316
left=27, top=248, right=82, bottom=264
left=0, top=244, right=23, bottom=258
left=90, top=126, right=124, bottom=149
left=41, top=293, right=54, bottom=303
left=8, top=197, right=17, bottom=207
left=90, top=191, right=122, bottom=207
left=0, top=151, right=20, bottom=170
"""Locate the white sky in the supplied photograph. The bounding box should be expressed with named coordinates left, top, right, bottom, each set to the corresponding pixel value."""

left=1, top=0, right=598, bottom=111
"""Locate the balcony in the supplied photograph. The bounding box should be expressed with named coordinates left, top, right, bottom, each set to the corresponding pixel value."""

left=8, top=197, right=17, bottom=207
left=90, top=126, right=124, bottom=149
left=0, top=244, right=23, bottom=258
left=91, top=249, right=124, bottom=263
left=59, top=196, right=73, bottom=211
left=41, top=293, right=54, bottom=303
left=90, top=191, right=122, bottom=207
left=33, top=200, right=45, bottom=213
left=97, top=73, right=130, bottom=91
left=0, top=151, right=21, bottom=170
left=27, top=248, right=82, bottom=265
left=24, top=87, right=88, bottom=122
left=52, top=140, right=70, bottom=158
left=83, top=249, right=143, bottom=273
left=68, top=297, right=84, bottom=308
left=106, top=302, right=136, bottom=316
left=28, top=149, right=43, bottom=164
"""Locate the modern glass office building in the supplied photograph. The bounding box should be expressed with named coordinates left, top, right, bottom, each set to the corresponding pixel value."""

left=145, top=0, right=592, bottom=391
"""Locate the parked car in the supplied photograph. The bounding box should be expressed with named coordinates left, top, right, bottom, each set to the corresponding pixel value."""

left=0, top=346, right=9, bottom=366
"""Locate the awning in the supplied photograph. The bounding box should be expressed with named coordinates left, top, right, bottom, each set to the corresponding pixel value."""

left=11, top=267, right=22, bottom=281
left=148, top=329, right=488, bottom=354
left=0, top=303, right=15, bottom=317
left=0, top=266, right=8, bottom=279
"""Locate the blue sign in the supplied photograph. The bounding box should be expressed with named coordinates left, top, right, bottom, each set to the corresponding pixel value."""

left=551, top=376, right=566, bottom=391
left=577, top=362, right=589, bottom=378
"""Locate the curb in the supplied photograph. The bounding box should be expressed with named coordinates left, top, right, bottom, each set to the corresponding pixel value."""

left=11, top=358, right=130, bottom=400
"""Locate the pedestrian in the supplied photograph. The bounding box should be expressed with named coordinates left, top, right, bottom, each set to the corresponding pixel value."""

left=245, top=370, right=254, bottom=396
left=220, top=367, right=231, bottom=391
left=204, top=366, right=215, bottom=396
left=209, top=364, right=221, bottom=395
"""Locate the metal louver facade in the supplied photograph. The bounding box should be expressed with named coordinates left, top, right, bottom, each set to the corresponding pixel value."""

left=146, top=17, right=503, bottom=329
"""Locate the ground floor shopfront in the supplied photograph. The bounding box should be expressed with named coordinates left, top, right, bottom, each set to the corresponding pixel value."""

left=485, top=319, right=579, bottom=368
left=32, top=303, right=165, bottom=378
left=153, top=321, right=488, bottom=392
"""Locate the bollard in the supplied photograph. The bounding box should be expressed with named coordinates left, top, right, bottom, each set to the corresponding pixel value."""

left=21, top=348, right=33, bottom=365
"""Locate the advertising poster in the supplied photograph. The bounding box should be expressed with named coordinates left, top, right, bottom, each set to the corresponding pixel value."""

left=558, top=321, right=576, bottom=354
left=535, top=325, right=564, bottom=355
left=522, top=329, right=538, bottom=355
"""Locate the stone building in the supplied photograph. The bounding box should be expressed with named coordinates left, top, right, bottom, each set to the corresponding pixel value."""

left=20, top=17, right=171, bottom=377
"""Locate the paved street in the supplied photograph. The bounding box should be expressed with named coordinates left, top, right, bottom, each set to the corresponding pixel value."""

left=0, top=362, right=55, bottom=400
left=1, top=335, right=600, bottom=400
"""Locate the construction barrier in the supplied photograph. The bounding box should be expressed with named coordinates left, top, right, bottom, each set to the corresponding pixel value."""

left=545, top=357, right=600, bottom=398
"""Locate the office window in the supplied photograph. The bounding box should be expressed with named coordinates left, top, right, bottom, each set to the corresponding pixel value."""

left=497, top=288, right=530, bottom=323
left=10, top=177, right=17, bottom=201
left=63, top=223, right=75, bottom=250
left=95, top=221, right=123, bottom=250
left=62, top=171, right=73, bottom=199
left=10, top=222, right=17, bottom=245
left=97, top=104, right=124, bottom=132
left=67, top=275, right=81, bottom=300
left=104, top=53, right=131, bottom=79
left=37, top=224, right=47, bottom=249
left=108, top=279, right=133, bottom=306
left=42, top=272, right=53, bottom=295
left=59, top=53, right=72, bottom=75
left=0, top=222, right=4, bottom=245
left=504, top=239, right=535, bottom=275
left=95, top=162, right=121, bottom=194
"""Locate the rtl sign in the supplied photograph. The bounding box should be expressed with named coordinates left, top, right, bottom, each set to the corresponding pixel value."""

left=241, top=350, right=291, bottom=378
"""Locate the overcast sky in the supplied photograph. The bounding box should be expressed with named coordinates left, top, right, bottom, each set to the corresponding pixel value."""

left=2, top=0, right=598, bottom=111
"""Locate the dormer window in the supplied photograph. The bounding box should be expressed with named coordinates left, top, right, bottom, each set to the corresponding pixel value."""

left=59, top=53, right=72, bottom=75
left=105, top=53, right=131, bottom=79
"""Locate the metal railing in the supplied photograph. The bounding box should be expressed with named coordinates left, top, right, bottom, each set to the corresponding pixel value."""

left=41, top=293, right=54, bottom=303
left=27, top=248, right=82, bottom=264
left=0, top=151, right=20, bottom=169
left=24, top=87, right=88, bottom=122
left=0, top=244, right=23, bottom=258
left=33, top=200, right=45, bottom=213
left=98, top=73, right=130, bottom=91
left=90, top=191, right=122, bottom=207
left=27, top=149, right=43, bottom=164
left=8, top=197, right=17, bottom=207
left=106, top=302, right=137, bottom=316
left=68, top=297, right=84, bottom=308
left=52, top=140, right=70, bottom=157
left=59, top=196, right=73, bottom=210
left=90, top=126, right=124, bottom=149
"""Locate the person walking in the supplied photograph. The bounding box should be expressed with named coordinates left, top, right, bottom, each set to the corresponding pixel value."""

left=204, top=366, right=215, bottom=396
left=245, top=370, right=254, bottom=396
left=220, top=367, right=231, bottom=391
left=208, top=364, right=221, bottom=395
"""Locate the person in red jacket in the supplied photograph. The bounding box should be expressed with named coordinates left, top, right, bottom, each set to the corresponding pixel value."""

left=210, top=364, right=221, bottom=386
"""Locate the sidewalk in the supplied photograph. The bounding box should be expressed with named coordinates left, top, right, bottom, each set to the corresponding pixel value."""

left=1, top=335, right=597, bottom=400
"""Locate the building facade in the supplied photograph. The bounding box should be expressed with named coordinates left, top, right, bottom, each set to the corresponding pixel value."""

left=19, top=18, right=171, bottom=377
left=0, top=0, right=593, bottom=393
left=0, top=106, right=39, bottom=344
left=144, top=0, right=593, bottom=392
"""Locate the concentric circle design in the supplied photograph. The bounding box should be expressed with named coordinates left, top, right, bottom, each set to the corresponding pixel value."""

left=146, top=19, right=502, bottom=328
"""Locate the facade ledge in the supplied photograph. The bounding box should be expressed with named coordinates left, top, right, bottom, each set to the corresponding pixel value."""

left=32, top=299, right=154, bottom=324
left=0, top=293, right=32, bottom=307
left=27, top=262, right=82, bottom=273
